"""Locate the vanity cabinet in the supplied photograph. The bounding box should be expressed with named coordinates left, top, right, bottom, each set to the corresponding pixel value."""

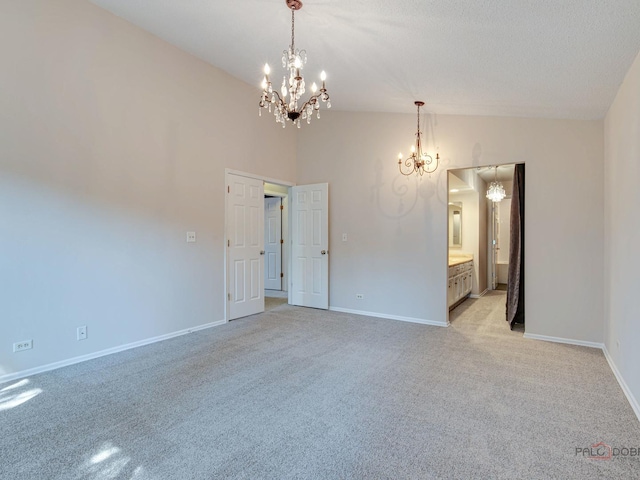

left=448, top=260, right=473, bottom=309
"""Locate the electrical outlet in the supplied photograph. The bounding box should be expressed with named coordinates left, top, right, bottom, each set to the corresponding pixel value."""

left=13, top=340, right=33, bottom=352
left=77, top=326, right=87, bottom=341
left=356, top=294, right=364, bottom=299
left=186, top=231, right=196, bottom=243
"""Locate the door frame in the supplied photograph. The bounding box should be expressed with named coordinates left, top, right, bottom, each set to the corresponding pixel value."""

left=264, top=185, right=289, bottom=294
left=489, top=194, right=513, bottom=290
left=445, top=163, right=525, bottom=328
left=224, top=169, right=294, bottom=322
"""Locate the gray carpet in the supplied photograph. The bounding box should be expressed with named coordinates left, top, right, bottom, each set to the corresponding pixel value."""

left=265, top=296, right=287, bottom=311
left=1, top=292, right=639, bottom=479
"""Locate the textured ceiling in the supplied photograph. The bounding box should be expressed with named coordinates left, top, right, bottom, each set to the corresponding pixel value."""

left=89, top=0, right=640, bottom=119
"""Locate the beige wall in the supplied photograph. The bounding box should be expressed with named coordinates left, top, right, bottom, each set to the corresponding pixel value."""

left=298, top=111, right=603, bottom=339
left=0, top=0, right=613, bottom=381
left=604, top=50, right=640, bottom=417
left=0, top=0, right=296, bottom=378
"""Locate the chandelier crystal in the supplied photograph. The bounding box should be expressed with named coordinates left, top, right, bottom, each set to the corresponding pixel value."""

left=259, top=0, right=331, bottom=128
left=486, top=166, right=506, bottom=202
left=398, top=101, right=439, bottom=176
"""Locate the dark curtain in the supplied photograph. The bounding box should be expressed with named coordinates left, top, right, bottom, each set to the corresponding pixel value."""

left=506, top=164, right=525, bottom=328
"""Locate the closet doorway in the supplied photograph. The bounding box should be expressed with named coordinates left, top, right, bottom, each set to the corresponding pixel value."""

left=225, top=170, right=330, bottom=321
left=264, top=182, right=289, bottom=296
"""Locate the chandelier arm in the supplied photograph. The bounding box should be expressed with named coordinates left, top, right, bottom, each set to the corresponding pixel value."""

left=266, top=90, right=288, bottom=110
left=398, top=155, right=420, bottom=176
left=298, top=89, right=329, bottom=113
left=298, top=95, right=319, bottom=112
left=423, top=153, right=438, bottom=174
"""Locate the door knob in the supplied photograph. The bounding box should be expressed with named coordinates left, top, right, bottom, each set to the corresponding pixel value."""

left=260, top=250, right=265, bottom=255
left=321, top=250, right=327, bottom=255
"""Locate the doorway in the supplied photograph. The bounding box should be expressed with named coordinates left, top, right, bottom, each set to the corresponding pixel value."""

left=446, top=163, right=524, bottom=329
left=225, top=170, right=329, bottom=321
left=264, top=183, right=289, bottom=294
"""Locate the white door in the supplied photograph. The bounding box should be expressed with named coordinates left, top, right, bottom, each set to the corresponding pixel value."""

left=227, top=174, right=264, bottom=320
left=291, top=183, right=329, bottom=309
left=264, top=197, right=282, bottom=290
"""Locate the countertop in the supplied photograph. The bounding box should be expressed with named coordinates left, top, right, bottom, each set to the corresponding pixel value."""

left=449, top=255, right=473, bottom=267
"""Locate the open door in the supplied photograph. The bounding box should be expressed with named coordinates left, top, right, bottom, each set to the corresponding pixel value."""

left=227, top=174, right=264, bottom=320
left=290, top=183, right=329, bottom=309
left=264, top=197, right=282, bottom=290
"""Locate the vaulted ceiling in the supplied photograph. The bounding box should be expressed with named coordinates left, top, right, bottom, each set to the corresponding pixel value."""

left=90, top=0, right=640, bottom=119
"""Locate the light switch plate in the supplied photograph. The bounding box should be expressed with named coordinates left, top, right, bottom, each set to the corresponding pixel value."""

left=186, top=231, right=196, bottom=243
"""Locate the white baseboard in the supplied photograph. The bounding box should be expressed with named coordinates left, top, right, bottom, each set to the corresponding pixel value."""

left=517, top=333, right=639, bottom=422
left=329, top=306, right=448, bottom=327
left=0, top=319, right=226, bottom=385
left=470, top=289, right=488, bottom=299
left=602, top=346, right=640, bottom=423
left=523, top=332, right=604, bottom=349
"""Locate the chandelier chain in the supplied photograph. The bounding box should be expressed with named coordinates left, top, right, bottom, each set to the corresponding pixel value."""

left=291, top=9, right=295, bottom=51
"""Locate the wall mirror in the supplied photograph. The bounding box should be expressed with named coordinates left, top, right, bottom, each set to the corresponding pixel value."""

left=449, top=202, right=462, bottom=247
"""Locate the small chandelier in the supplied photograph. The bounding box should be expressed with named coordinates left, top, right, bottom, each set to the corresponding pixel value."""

left=398, top=101, right=439, bottom=176
left=486, top=166, right=506, bottom=202
left=259, top=0, right=331, bottom=128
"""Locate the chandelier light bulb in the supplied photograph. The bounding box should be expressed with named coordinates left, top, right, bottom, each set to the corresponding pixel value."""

left=320, top=71, right=327, bottom=82
left=311, top=82, right=318, bottom=93
left=264, top=63, right=271, bottom=75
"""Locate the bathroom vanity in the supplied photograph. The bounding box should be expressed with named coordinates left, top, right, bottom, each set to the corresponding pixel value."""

left=448, top=255, right=473, bottom=309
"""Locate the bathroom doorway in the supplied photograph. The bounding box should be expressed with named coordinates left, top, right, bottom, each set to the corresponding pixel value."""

left=447, top=163, right=524, bottom=329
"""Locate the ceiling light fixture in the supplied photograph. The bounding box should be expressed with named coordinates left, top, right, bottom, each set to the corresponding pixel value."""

left=259, top=0, right=330, bottom=128
left=398, top=101, right=439, bottom=176
left=486, top=166, right=506, bottom=202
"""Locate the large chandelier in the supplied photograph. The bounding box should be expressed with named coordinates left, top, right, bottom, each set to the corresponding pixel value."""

left=398, top=101, right=439, bottom=176
left=486, top=166, right=506, bottom=202
left=259, top=0, right=331, bottom=128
